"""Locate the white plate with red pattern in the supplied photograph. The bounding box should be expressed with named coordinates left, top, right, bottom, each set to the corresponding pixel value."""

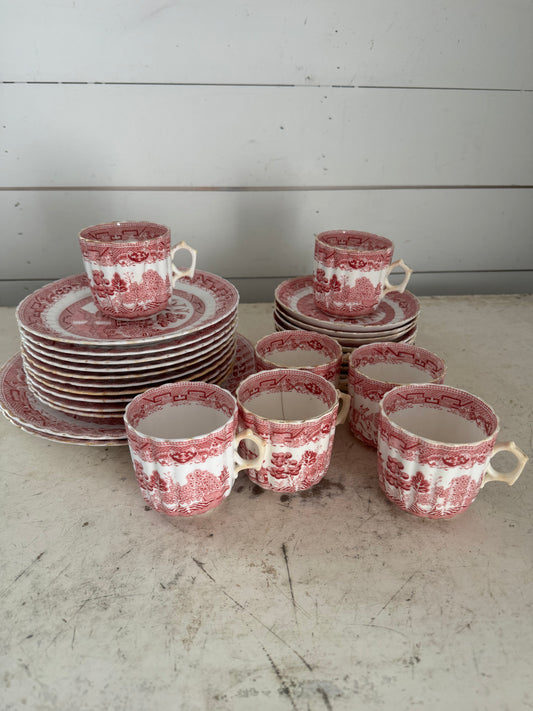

left=273, top=306, right=416, bottom=343
left=22, top=343, right=235, bottom=399
left=20, top=326, right=236, bottom=376
left=18, top=311, right=238, bottom=362
left=0, top=335, right=256, bottom=444
left=16, top=271, right=238, bottom=346
left=275, top=276, right=420, bottom=332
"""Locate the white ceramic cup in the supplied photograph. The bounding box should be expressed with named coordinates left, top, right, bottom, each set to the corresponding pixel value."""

left=236, top=368, right=350, bottom=493
left=254, top=329, right=343, bottom=385
left=124, top=381, right=266, bottom=516
left=313, top=230, right=412, bottom=317
left=79, top=220, right=197, bottom=320
left=348, top=342, right=446, bottom=447
left=377, top=383, right=529, bottom=519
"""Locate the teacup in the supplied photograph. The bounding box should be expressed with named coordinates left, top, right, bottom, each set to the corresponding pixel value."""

left=254, top=329, right=343, bottom=385
left=236, top=368, right=350, bottom=493
left=313, top=230, right=412, bottom=317
left=79, top=220, right=197, bottom=319
left=124, top=381, right=266, bottom=516
left=377, top=383, right=529, bottom=519
left=348, top=342, right=446, bottom=447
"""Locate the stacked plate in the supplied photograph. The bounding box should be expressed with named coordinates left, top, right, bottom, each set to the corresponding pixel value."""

left=274, top=275, right=420, bottom=388
left=0, top=271, right=256, bottom=446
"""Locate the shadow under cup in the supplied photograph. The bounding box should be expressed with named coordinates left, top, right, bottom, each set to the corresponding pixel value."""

left=124, top=381, right=264, bottom=516
left=236, top=368, right=350, bottom=493
left=377, top=383, right=528, bottom=519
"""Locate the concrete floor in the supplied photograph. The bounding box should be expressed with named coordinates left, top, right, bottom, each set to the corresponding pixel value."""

left=1, top=294, right=532, bottom=711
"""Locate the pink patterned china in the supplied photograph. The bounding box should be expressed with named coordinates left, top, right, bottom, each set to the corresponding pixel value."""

left=276, top=276, right=420, bottom=332
left=313, top=230, right=413, bottom=317
left=79, top=221, right=197, bottom=319
left=20, top=326, right=236, bottom=373
left=221, top=334, right=256, bottom=395
left=377, top=383, right=529, bottom=519
left=348, top=343, right=446, bottom=448
left=273, top=309, right=418, bottom=348
left=20, top=336, right=235, bottom=383
left=124, top=381, right=266, bottom=516
left=16, top=271, right=238, bottom=346
left=236, top=368, right=350, bottom=493
left=18, top=313, right=237, bottom=364
left=0, top=354, right=128, bottom=441
left=0, top=335, right=256, bottom=445
left=255, top=330, right=343, bottom=385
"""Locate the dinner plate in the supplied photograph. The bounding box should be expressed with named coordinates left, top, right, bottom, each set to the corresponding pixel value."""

left=20, top=325, right=236, bottom=374
left=2, top=412, right=127, bottom=446
left=275, top=276, right=420, bottom=332
left=1, top=335, right=257, bottom=445
left=16, top=271, right=238, bottom=346
left=26, top=356, right=235, bottom=418
left=18, top=313, right=237, bottom=364
left=22, top=340, right=236, bottom=395
left=0, top=353, right=129, bottom=440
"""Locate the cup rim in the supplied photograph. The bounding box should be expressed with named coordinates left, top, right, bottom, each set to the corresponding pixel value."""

left=79, top=220, right=170, bottom=246
left=379, top=382, right=500, bottom=448
left=124, top=380, right=237, bottom=443
left=236, top=367, right=339, bottom=425
left=349, top=342, right=447, bottom=387
left=255, top=329, right=343, bottom=368
left=315, top=229, right=394, bottom=255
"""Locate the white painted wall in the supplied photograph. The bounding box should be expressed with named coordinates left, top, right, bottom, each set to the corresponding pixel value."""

left=1, top=0, right=532, bottom=304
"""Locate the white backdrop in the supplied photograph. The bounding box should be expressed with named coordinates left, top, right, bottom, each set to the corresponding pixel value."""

left=1, top=0, right=532, bottom=304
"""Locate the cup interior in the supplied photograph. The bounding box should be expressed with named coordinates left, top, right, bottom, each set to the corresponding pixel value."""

left=351, top=344, right=446, bottom=385
left=256, top=331, right=341, bottom=369
left=79, top=221, right=168, bottom=245
left=381, top=384, right=498, bottom=445
left=125, top=382, right=236, bottom=440
left=317, top=230, right=392, bottom=253
left=263, top=349, right=329, bottom=368
left=237, top=369, right=337, bottom=422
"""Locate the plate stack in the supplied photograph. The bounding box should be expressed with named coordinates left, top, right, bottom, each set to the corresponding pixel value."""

left=274, top=275, right=420, bottom=389
left=0, top=271, right=251, bottom=446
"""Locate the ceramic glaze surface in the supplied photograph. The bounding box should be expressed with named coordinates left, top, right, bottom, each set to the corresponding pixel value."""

left=348, top=343, right=446, bottom=448
left=125, top=381, right=265, bottom=516
left=236, top=369, right=347, bottom=493
left=313, top=230, right=412, bottom=317
left=79, top=221, right=197, bottom=319
left=255, top=330, right=342, bottom=384
left=376, top=383, right=527, bottom=519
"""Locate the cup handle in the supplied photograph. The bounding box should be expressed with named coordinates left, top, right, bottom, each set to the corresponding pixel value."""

left=383, top=259, right=413, bottom=295
left=335, top=390, right=351, bottom=425
left=234, top=429, right=268, bottom=476
left=170, top=240, right=197, bottom=285
left=481, top=441, right=529, bottom=488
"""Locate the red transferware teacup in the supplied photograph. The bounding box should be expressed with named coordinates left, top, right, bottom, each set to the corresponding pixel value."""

left=79, top=220, right=197, bottom=320
left=348, top=342, right=446, bottom=448
left=313, top=230, right=412, bottom=317
left=254, top=329, right=343, bottom=385
left=124, top=381, right=266, bottom=516
left=236, top=368, right=350, bottom=493
left=377, top=383, right=528, bottom=519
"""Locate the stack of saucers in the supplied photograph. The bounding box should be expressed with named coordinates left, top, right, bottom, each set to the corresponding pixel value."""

left=0, top=271, right=256, bottom=446
left=274, top=275, right=420, bottom=389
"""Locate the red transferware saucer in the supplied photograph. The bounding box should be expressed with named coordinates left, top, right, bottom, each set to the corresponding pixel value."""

left=275, top=275, right=420, bottom=333
left=16, top=271, right=238, bottom=346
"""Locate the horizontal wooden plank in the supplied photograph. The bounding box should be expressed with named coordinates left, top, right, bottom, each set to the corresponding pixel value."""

left=2, top=272, right=532, bottom=309
left=1, top=0, right=532, bottom=89
left=1, top=188, right=531, bottom=286
left=1, top=84, right=532, bottom=188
